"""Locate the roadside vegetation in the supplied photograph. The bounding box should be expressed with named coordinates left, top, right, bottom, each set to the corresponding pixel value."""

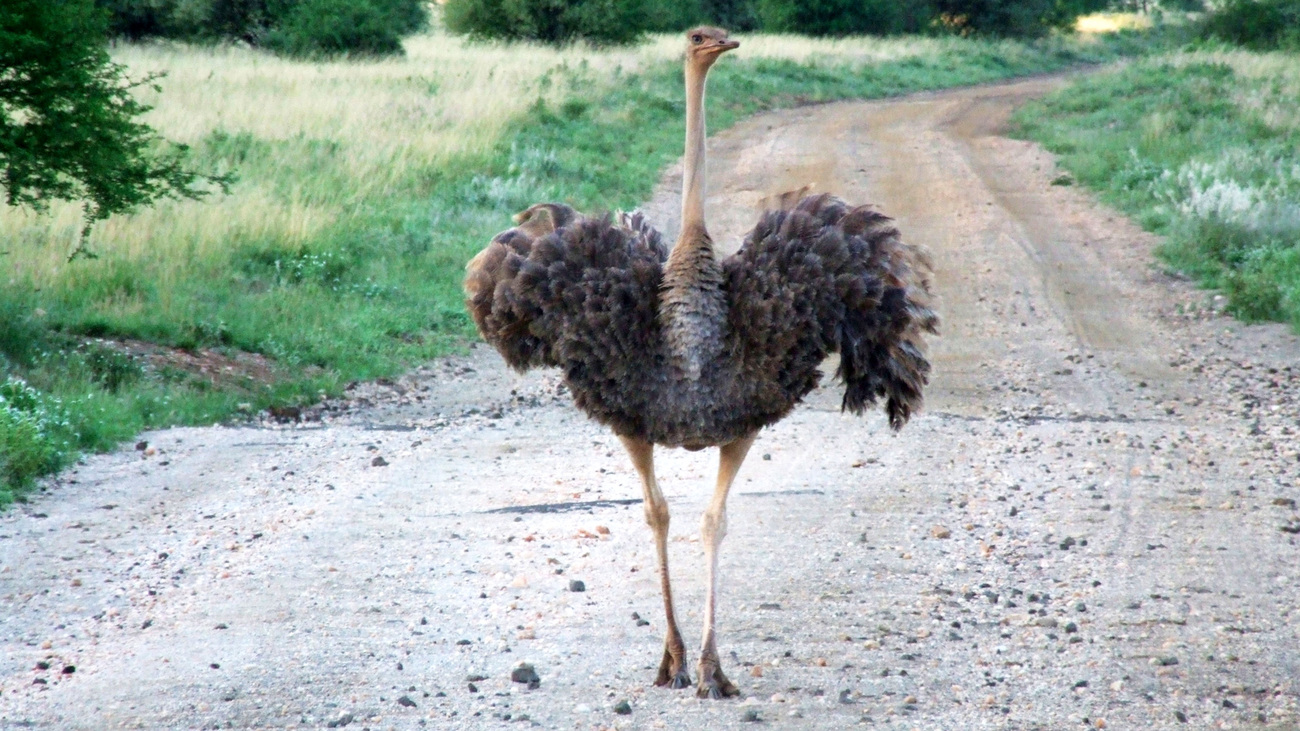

left=1015, top=14, right=1300, bottom=332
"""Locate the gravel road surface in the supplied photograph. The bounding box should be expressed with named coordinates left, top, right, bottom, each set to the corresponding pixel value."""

left=3, top=75, right=1300, bottom=731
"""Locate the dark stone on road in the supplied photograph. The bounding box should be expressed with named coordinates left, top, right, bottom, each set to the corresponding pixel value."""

left=614, top=700, right=632, bottom=715
left=569, top=580, right=586, bottom=592
left=511, top=664, right=540, bottom=685
left=371, top=456, right=388, bottom=467
left=397, top=695, right=416, bottom=708
left=466, top=674, right=487, bottom=682
left=326, top=712, right=354, bottom=728
left=742, top=708, right=761, bottom=722
left=61, top=665, right=75, bottom=674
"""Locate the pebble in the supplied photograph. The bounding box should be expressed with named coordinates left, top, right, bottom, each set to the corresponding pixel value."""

left=741, top=709, right=761, bottom=722
left=574, top=703, right=592, bottom=713
left=326, top=712, right=354, bottom=728
left=371, top=456, right=388, bottom=467
left=396, top=695, right=416, bottom=708
left=750, top=665, right=763, bottom=677
left=614, top=699, right=632, bottom=715
left=931, top=525, right=952, bottom=539
left=568, top=579, right=586, bottom=592
left=511, top=663, right=541, bottom=686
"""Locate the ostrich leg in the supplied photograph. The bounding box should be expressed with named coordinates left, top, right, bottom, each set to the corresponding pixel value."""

left=696, top=433, right=756, bottom=699
left=620, top=435, right=691, bottom=689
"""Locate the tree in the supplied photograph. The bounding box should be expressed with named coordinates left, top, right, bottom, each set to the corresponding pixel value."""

left=1, top=0, right=228, bottom=258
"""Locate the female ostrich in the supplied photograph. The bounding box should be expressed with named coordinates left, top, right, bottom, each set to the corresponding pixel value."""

left=465, top=27, right=937, bottom=699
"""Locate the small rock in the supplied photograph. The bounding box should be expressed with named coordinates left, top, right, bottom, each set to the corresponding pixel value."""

left=456, top=639, right=472, bottom=645
left=1064, top=622, right=1078, bottom=634
left=573, top=703, right=592, bottom=713
left=930, top=525, right=951, bottom=539
left=397, top=695, right=416, bottom=708
left=1076, top=602, right=1087, bottom=612
left=135, top=441, right=148, bottom=451
left=220, top=688, right=237, bottom=702
left=750, top=665, right=763, bottom=677
left=1174, top=710, right=1188, bottom=723
left=1157, top=656, right=1179, bottom=666
left=511, top=664, right=541, bottom=685
left=1272, top=497, right=1296, bottom=508
left=762, top=454, right=771, bottom=461
left=903, top=695, right=918, bottom=705
left=326, top=712, right=354, bottom=728
left=741, top=709, right=761, bottom=722
left=371, top=456, right=388, bottom=467
left=466, top=674, right=487, bottom=682
left=61, top=665, right=75, bottom=674
left=1059, top=536, right=1076, bottom=550
left=510, top=575, right=529, bottom=588
left=568, top=579, right=586, bottom=592
left=614, top=700, right=632, bottom=715
left=467, top=683, right=478, bottom=693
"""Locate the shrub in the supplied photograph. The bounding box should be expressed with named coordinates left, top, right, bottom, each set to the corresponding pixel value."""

left=755, top=0, right=918, bottom=35
left=444, top=0, right=656, bottom=44
left=930, top=0, right=1109, bottom=37
left=1200, top=0, right=1300, bottom=50
left=0, top=378, right=71, bottom=500
left=264, top=0, right=424, bottom=56
left=97, top=0, right=428, bottom=55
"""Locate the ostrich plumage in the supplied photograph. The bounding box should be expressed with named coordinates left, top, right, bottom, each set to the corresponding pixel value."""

left=464, top=27, right=937, bottom=699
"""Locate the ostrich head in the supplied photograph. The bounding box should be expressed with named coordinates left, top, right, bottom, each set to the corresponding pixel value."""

left=685, top=26, right=739, bottom=69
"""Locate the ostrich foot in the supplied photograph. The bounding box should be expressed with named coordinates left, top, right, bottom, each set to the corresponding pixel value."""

left=695, top=657, right=739, bottom=699
left=655, top=644, right=692, bottom=689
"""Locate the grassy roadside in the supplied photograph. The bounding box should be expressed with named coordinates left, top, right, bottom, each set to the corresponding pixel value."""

left=1012, top=49, right=1300, bottom=330
left=0, top=29, right=1149, bottom=503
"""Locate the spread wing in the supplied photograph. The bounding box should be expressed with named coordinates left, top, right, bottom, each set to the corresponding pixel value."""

left=723, top=193, right=938, bottom=429
left=464, top=205, right=667, bottom=375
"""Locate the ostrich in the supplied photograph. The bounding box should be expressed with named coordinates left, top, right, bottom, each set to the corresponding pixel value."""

left=464, top=26, right=937, bottom=699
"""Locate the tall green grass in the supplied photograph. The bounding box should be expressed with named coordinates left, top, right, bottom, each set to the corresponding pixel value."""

left=1012, top=52, right=1300, bottom=329
left=0, top=31, right=1145, bottom=502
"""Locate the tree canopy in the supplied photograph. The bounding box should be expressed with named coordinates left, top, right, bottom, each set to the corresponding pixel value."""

left=0, top=0, right=226, bottom=257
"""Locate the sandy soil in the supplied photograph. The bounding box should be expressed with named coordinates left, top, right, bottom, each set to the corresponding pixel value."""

left=3, top=74, right=1300, bottom=731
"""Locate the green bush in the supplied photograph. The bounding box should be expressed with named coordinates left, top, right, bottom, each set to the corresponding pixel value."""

left=443, top=0, right=650, bottom=44
left=0, top=378, right=72, bottom=502
left=97, top=0, right=428, bottom=55
left=264, top=0, right=422, bottom=56
left=755, top=0, right=921, bottom=35
left=930, top=0, right=1108, bottom=37
left=1200, top=0, right=1300, bottom=50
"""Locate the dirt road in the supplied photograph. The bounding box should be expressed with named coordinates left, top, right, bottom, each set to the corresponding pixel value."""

left=4, top=75, right=1300, bottom=730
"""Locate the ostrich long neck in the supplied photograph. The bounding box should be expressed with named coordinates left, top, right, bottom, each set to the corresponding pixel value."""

left=680, top=58, right=708, bottom=234
left=660, top=55, right=726, bottom=381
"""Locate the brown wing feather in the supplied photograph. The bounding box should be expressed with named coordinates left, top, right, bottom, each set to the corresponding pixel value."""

left=724, top=193, right=938, bottom=430
left=464, top=205, right=667, bottom=375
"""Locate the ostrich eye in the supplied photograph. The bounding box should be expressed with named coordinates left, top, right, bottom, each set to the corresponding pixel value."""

left=691, top=34, right=703, bottom=44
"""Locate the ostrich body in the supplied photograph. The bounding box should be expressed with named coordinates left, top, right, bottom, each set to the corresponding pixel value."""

left=465, top=27, right=937, bottom=699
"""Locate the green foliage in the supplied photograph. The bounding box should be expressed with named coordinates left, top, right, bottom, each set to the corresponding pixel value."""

left=0, top=0, right=225, bottom=256
left=930, top=0, right=1110, bottom=37
left=97, top=0, right=429, bottom=55
left=1014, top=59, right=1300, bottom=332
left=755, top=0, right=923, bottom=36
left=443, top=0, right=651, bottom=45
left=1199, top=0, right=1300, bottom=51
left=0, top=377, right=72, bottom=504
left=263, top=0, right=420, bottom=56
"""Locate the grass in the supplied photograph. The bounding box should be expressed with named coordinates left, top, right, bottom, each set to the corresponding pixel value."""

left=0, top=26, right=1148, bottom=503
left=1012, top=48, right=1300, bottom=329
